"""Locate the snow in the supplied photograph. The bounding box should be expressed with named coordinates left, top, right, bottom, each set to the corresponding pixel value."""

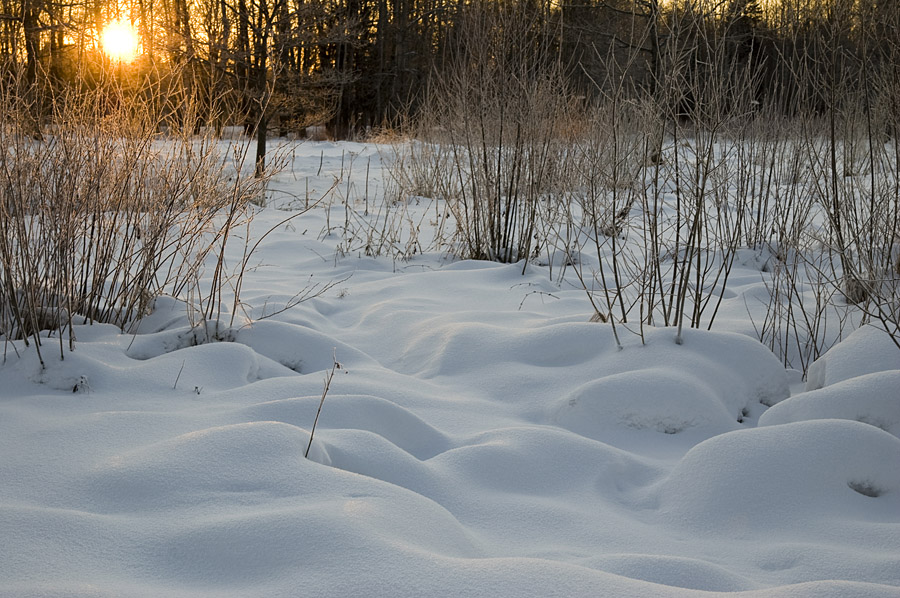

left=804, top=325, right=900, bottom=390
left=1, top=140, right=898, bottom=597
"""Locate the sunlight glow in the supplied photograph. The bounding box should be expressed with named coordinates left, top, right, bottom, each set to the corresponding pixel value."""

left=101, top=20, right=139, bottom=62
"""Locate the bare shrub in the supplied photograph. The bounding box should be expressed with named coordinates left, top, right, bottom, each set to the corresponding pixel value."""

left=568, top=1, right=765, bottom=344
left=397, top=2, right=577, bottom=267
left=0, top=61, right=269, bottom=364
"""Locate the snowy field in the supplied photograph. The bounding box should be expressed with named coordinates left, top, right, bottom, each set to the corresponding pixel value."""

left=1, top=140, right=899, bottom=597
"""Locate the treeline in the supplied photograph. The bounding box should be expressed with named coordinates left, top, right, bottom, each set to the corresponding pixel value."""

left=1, top=0, right=898, bottom=138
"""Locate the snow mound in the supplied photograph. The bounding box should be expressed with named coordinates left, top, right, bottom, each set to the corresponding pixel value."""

left=584, top=553, right=758, bottom=592
left=6, top=324, right=282, bottom=394
left=146, top=490, right=479, bottom=587
left=551, top=327, right=789, bottom=448
left=430, top=425, right=660, bottom=499
left=401, top=320, right=615, bottom=377
left=658, top=420, right=900, bottom=533
left=242, top=393, right=451, bottom=459
left=806, top=325, right=900, bottom=390
left=760, top=370, right=900, bottom=438
left=81, top=422, right=331, bottom=513
left=555, top=368, right=740, bottom=439
left=234, top=319, right=377, bottom=372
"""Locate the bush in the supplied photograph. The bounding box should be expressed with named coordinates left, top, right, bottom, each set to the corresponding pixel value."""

left=397, top=2, right=577, bottom=266
left=0, top=62, right=265, bottom=365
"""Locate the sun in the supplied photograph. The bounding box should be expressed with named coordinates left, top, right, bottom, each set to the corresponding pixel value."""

left=101, top=20, right=139, bottom=62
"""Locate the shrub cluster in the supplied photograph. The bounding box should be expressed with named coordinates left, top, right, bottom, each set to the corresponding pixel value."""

left=385, top=1, right=900, bottom=371
left=0, top=63, right=264, bottom=365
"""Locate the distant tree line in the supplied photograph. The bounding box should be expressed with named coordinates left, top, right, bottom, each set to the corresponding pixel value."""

left=1, top=0, right=898, bottom=138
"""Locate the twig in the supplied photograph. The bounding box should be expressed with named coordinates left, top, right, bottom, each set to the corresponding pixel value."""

left=305, top=351, right=340, bottom=459
left=174, top=359, right=186, bottom=389
left=517, top=290, right=560, bottom=311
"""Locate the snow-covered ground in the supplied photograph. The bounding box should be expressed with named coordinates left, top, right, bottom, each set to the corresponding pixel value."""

left=1, top=140, right=899, bottom=597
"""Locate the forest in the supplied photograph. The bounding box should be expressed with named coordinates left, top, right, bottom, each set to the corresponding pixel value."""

left=3, top=0, right=898, bottom=138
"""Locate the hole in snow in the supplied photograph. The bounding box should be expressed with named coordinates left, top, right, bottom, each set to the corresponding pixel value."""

left=658, top=424, right=683, bottom=435
left=848, top=480, right=883, bottom=498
